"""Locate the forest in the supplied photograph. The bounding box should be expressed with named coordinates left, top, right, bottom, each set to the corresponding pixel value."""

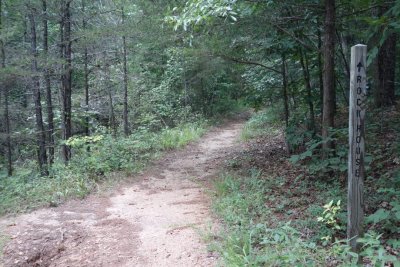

left=0, top=0, right=399, bottom=266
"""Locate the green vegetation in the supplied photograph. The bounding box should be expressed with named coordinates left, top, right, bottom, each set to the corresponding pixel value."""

left=211, top=168, right=398, bottom=266
left=212, top=173, right=331, bottom=266
left=158, top=122, right=208, bottom=149
left=0, top=0, right=399, bottom=264
left=0, top=121, right=207, bottom=215
left=210, top=107, right=399, bottom=266
left=240, top=108, right=281, bottom=141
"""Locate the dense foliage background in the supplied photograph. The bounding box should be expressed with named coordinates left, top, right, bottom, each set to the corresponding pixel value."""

left=0, top=0, right=398, bottom=176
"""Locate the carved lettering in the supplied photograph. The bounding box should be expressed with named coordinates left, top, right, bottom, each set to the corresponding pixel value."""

left=357, top=87, right=362, bottom=94
left=357, top=76, right=362, bottom=83
left=356, top=136, right=361, bottom=144
left=357, top=98, right=362, bottom=106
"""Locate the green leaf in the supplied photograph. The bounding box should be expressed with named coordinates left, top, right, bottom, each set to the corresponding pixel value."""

left=387, top=239, right=400, bottom=249
left=367, top=47, right=378, bottom=67
left=366, top=209, right=390, bottom=224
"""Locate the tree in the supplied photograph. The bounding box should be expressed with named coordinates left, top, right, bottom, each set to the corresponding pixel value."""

left=42, top=0, right=55, bottom=164
left=0, top=0, right=396, bottom=184
left=28, top=10, right=49, bottom=176
left=299, top=48, right=316, bottom=134
left=281, top=54, right=289, bottom=127
left=60, top=0, right=72, bottom=162
left=121, top=6, right=130, bottom=136
left=322, top=0, right=336, bottom=153
left=376, top=33, right=396, bottom=107
left=0, top=0, right=12, bottom=176
left=82, top=0, right=90, bottom=137
left=371, top=2, right=398, bottom=107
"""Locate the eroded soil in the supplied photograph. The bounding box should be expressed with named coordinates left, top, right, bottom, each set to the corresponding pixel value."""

left=0, top=120, right=244, bottom=267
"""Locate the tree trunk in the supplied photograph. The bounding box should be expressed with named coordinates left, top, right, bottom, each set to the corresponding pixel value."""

left=122, top=7, right=129, bottom=136
left=59, top=0, right=66, bottom=161
left=376, top=33, right=396, bottom=107
left=84, top=47, right=89, bottom=136
left=3, top=88, right=12, bottom=176
left=299, top=49, right=316, bottom=134
left=0, top=0, right=12, bottom=176
left=60, top=0, right=72, bottom=162
left=281, top=54, right=289, bottom=127
left=322, top=0, right=336, bottom=153
left=29, top=13, right=49, bottom=176
left=107, top=65, right=116, bottom=137
left=108, top=87, right=116, bottom=137
left=103, top=52, right=116, bottom=136
left=82, top=0, right=90, bottom=137
left=318, top=29, right=324, bottom=118
left=64, top=0, right=72, bottom=159
left=2, top=78, right=12, bottom=177
left=42, top=0, right=55, bottom=164
left=336, top=30, right=350, bottom=79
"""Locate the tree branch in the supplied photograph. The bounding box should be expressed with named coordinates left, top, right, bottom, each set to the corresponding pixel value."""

left=273, top=23, right=317, bottom=51
left=218, top=54, right=281, bottom=74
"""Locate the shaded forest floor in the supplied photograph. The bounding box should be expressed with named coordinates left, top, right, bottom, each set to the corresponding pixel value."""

left=0, top=118, right=246, bottom=267
left=208, top=107, right=399, bottom=266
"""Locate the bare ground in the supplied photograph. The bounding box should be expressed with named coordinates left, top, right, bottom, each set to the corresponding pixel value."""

left=0, top=120, right=244, bottom=267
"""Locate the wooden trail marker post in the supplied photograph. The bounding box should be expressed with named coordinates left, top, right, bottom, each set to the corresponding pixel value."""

left=347, top=44, right=367, bottom=252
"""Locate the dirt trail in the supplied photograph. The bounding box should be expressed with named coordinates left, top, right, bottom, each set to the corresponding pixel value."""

left=0, top=120, right=244, bottom=267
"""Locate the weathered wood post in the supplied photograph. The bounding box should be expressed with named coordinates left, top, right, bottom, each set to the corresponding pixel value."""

left=347, top=44, right=367, bottom=252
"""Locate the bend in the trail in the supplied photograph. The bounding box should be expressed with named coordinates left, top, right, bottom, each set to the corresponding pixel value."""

left=0, top=120, right=244, bottom=267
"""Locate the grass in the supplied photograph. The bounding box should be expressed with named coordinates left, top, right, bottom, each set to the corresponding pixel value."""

left=210, top=171, right=399, bottom=266
left=158, top=121, right=207, bottom=149
left=211, top=172, right=334, bottom=266
left=240, top=108, right=281, bottom=140
left=0, top=167, right=95, bottom=214
left=210, top=106, right=400, bottom=266
left=0, top=120, right=208, bottom=216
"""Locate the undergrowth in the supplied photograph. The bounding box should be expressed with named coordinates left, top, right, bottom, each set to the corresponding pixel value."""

left=211, top=172, right=398, bottom=266
left=211, top=106, right=399, bottom=266
left=0, top=121, right=207, bottom=215
left=212, top=173, right=336, bottom=266
left=241, top=108, right=281, bottom=140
